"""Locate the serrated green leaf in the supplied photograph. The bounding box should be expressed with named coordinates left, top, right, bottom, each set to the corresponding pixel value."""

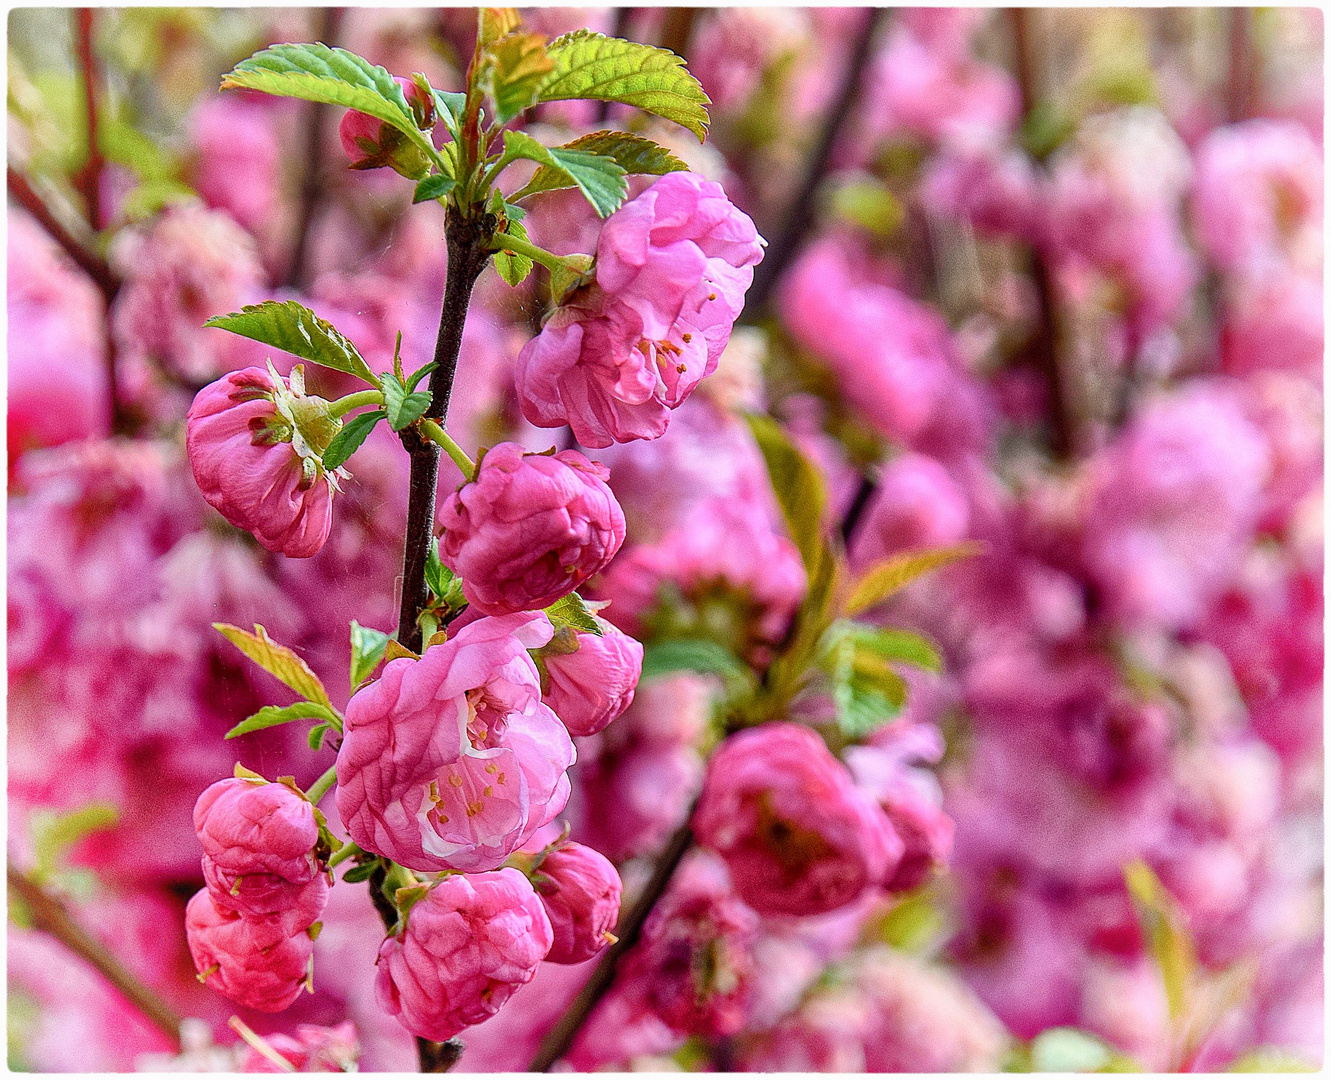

left=432, top=87, right=466, bottom=138
left=486, top=31, right=554, bottom=125
left=214, top=623, right=333, bottom=709
left=502, top=129, right=627, bottom=217
left=205, top=300, right=377, bottom=386
left=518, top=129, right=687, bottom=200
left=222, top=44, right=434, bottom=159
left=544, top=592, right=604, bottom=636
left=225, top=701, right=339, bottom=740
left=413, top=174, right=456, bottom=204
left=341, top=861, right=380, bottom=883
left=423, top=539, right=467, bottom=610
left=405, top=363, right=438, bottom=392
left=539, top=31, right=711, bottom=141
left=322, top=409, right=384, bottom=471
left=833, top=623, right=942, bottom=672
left=479, top=7, right=521, bottom=46
left=380, top=373, right=432, bottom=431
left=349, top=620, right=391, bottom=692
left=744, top=412, right=827, bottom=573
left=308, top=722, right=334, bottom=751
left=494, top=219, right=534, bottom=286
left=640, top=638, right=747, bottom=682
left=845, top=541, right=984, bottom=617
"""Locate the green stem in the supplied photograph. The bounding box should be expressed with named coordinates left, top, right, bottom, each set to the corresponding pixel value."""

left=487, top=230, right=566, bottom=273
left=327, top=842, right=365, bottom=869
left=328, top=389, right=384, bottom=418
left=419, top=419, right=476, bottom=477
left=305, top=763, right=338, bottom=806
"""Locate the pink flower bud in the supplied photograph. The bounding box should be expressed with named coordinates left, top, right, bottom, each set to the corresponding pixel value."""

left=336, top=612, right=576, bottom=873
left=194, top=777, right=326, bottom=919
left=540, top=621, right=644, bottom=736
left=339, top=78, right=434, bottom=178
left=535, top=843, right=623, bottom=964
left=515, top=173, right=764, bottom=449
left=185, top=889, right=316, bottom=1013
left=693, top=723, right=902, bottom=917
left=437, top=443, right=626, bottom=616
left=186, top=366, right=338, bottom=558
left=374, top=869, right=553, bottom=1042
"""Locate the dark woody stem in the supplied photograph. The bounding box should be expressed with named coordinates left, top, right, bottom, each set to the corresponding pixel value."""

left=395, top=206, right=494, bottom=653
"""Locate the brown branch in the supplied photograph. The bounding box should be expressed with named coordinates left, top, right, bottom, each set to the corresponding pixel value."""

left=73, top=9, right=103, bottom=231
left=528, top=818, right=695, bottom=1072
left=7, top=862, right=183, bottom=1047
left=743, top=6, right=889, bottom=317
left=1008, top=8, right=1074, bottom=458
left=657, top=7, right=697, bottom=59
left=1226, top=7, right=1256, bottom=124
left=7, top=166, right=119, bottom=304
left=283, top=6, right=345, bottom=289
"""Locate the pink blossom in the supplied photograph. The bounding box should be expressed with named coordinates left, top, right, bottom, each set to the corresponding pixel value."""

left=437, top=443, right=626, bottom=616
left=1192, top=119, right=1322, bottom=273
left=335, top=612, right=575, bottom=873
left=338, top=77, right=435, bottom=177
left=186, top=366, right=337, bottom=558
left=849, top=452, right=971, bottom=571
left=920, top=144, right=1042, bottom=239
left=535, top=842, right=623, bottom=964
left=374, top=869, right=553, bottom=1041
left=693, top=723, right=902, bottom=917
left=689, top=8, right=808, bottom=110
left=237, top=1022, right=360, bottom=1072
left=515, top=172, right=764, bottom=448
left=539, top=620, right=643, bottom=736
left=1080, top=380, right=1271, bottom=630
left=186, top=888, right=316, bottom=1012
left=578, top=739, right=703, bottom=861
left=1220, top=262, right=1324, bottom=377
left=779, top=236, right=955, bottom=444
left=189, top=97, right=284, bottom=236
left=194, top=777, right=327, bottom=918
left=110, top=202, right=267, bottom=383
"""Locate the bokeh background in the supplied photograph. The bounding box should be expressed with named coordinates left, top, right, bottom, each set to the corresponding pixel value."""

left=6, top=6, right=1323, bottom=1072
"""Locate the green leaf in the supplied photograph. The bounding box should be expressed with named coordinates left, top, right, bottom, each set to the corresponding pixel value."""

left=479, top=7, right=521, bottom=46
left=380, top=373, right=432, bottom=431
left=221, top=43, right=433, bottom=158
left=322, top=409, right=384, bottom=471
left=539, top=31, right=711, bottom=142
left=544, top=592, right=604, bottom=636
left=502, top=129, right=627, bottom=217
left=31, top=804, right=119, bottom=880
left=341, top=861, right=380, bottom=884
left=744, top=412, right=827, bottom=574
left=486, top=31, right=554, bottom=124
left=349, top=620, right=391, bottom=692
left=405, top=363, right=438, bottom=392
left=640, top=638, right=748, bottom=683
left=844, top=541, right=984, bottom=617
left=517, top=129, right=687, bottom=200
left=214, top=623, right=333, bottom=709
left=205, top=300, right=378, bottom=387
left=494, top=219, right=534, bottom=286
left=835, top=623, right=942, bottom=672
left=308, top=722, right=334, bottom=751
left=413, top=174, right=456, bottom=204
left=1124, top=858, right=1196, bottom=1022
left=1227, top=1049, right=1319, bottom=1073
left=1029, top=1029, right=1114, bottom=1073
left=225, top=701, right=339, bottom=740
left=431, top=87, right=467, bottom=139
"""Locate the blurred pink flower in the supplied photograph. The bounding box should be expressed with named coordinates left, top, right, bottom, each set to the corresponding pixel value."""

left=189, top=96, right=285, bottom=235
left=237, top=1022, right=361, bottom=1072
left=849, top=452, right=971, bottom=571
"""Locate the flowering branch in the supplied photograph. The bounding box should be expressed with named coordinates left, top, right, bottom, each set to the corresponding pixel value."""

left=7, top=862, right=183, bottom=1048
left=528, top=818, right=696, bottom=1071
left=6, top=165, right=119, bottom=303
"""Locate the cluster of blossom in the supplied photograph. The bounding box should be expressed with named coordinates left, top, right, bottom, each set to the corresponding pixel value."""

left=7, top=6, right=1322, bottom=1073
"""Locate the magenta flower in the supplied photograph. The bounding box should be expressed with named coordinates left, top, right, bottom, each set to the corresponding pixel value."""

left=515, top=172, right=765, bottom=449
left=693, top=723, right=902, bottom=917
left=193, top=777, right=327, bottom=919
left=438, top=443, right=626, bottom=616
left=339, top=77, right=435, bottom=177
left=374, top=869, right=553, bottom=1041
left=539, top=620, right=644, bottom=736
left=236, top=1022, right=360, bottom=1073
left=185, top=888, right=315, bottom=1013
left=335, top=612, right=575, bottom=873
left=534, top=843, right=623, bottom=964
left=186, top=365, right=341, bottom=558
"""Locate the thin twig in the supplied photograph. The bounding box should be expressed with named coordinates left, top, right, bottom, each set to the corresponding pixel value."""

left=1226, top=7, right=1256, bottom=124
left=7, top=863, right=183, bottom=1047
left=1008, top=7, right=1074, bottom=458
left=528, top=818, right=695, bottom=1072
left=743, top=6, right=889, bottom=317
left=73, top=8, right=103, bottom=231
left=284, top=6, right=345, bottom=289
left=7, top=165, right=119, bottom=303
